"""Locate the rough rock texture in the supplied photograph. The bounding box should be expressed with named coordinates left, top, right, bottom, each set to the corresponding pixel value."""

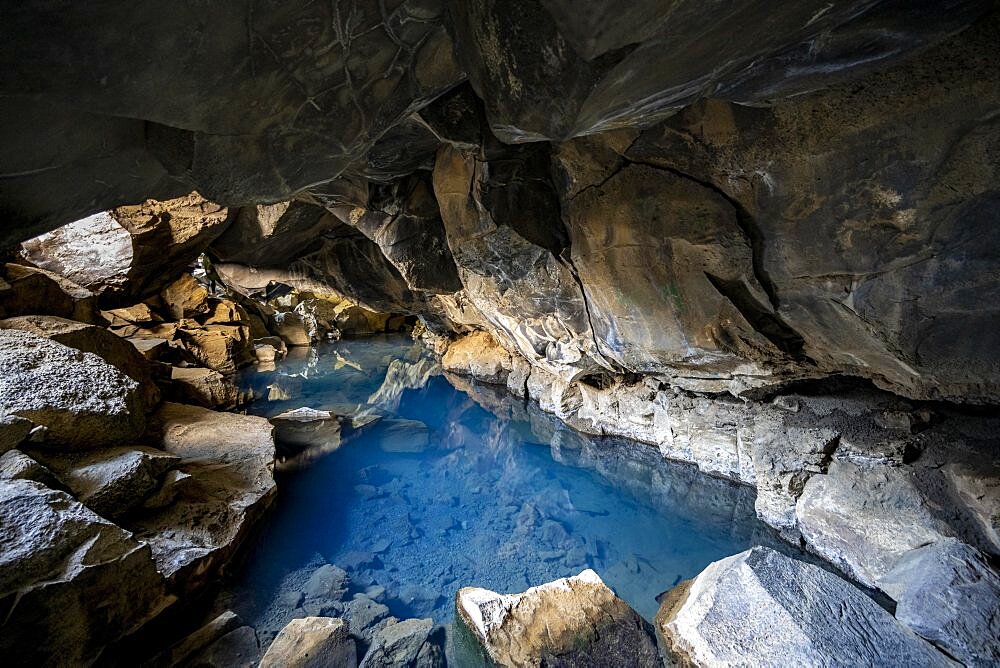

left=20, top=192, right=230, bottom=305
left=0, top=329, right=148, bottom=448
left=0, top=479, right=165, bottom=666
left=168, top=366, right=246, bottom=410
left=0, top=263, right=99, bottom=324
left=0, top=449, right=60, bottom=486
left=26, top=445, right=180, bottom=520
left=655, top=546, right=950, bottom=667
left=359, top=617, right=442, bottom=668
left=211, top=200, right=337, bottom=267
left=259, top=617, right=357, bottom=668
left=880, top=538, right=1000, bottom=666
left=129, top=402, right=275, bottom=590
left=270, top=408, right=343, bottom=471
left=457, top=569, right=659, bottom=667
left=0, top=314, right=160, bottom=408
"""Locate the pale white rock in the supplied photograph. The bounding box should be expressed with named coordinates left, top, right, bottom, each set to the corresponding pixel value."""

left=879, top=538, right=1000, bottom=666
left=796, top=459, right=954, bottom=589
left=655, top=546, right=952, bottom=667
left=259, top=617, right=357, bottom=668
left=456, top=569, right=658, bottom=667
left=21, top=212, right=133, bottom=294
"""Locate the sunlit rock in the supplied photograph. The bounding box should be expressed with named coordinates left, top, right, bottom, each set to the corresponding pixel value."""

left=456, top=569, right=658, bottom=667
left=259, top=617, right=357, bottom=668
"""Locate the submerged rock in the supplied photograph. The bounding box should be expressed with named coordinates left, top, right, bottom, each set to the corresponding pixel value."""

left=655, top=546, right=949, bottom=666
left=0, top=479, right=166, bottom=666
left=259, top=617, right=357, bottom=668
left=0, top=329, right=148, bottom=448
left=456, top=569, right=659, bottom=667
left=359, top=617, right=442, bottom=668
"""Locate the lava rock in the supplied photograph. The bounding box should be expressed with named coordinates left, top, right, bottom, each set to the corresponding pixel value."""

left=456, top=569, right=659, bottom=667
left=655, top=546, right=949, bottom=666
left=259, top=617, right=357, bottom=668
left=359, top=617, right=442, bottom=668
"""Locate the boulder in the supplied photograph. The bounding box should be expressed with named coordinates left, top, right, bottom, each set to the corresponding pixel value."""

left=359, top=618, right=442, bottom=668
left=796, top=459, right=954, bottom=589
left=0, top=449, right=59, bottom=487
left=655, top=547, right=950, bottom=667
left=168, top=366, right=246, bottom=409
left=0, top=263, right=98, bottom=323
left=341, top=596, right=392, bottom=646
left=456, top=569, right=659, bottom=667
left=0, top=479, right=166, bottom=666
left=0, top=413, right=33, bottom=453
left=182, top=625, right=260, bottom=668
left=26, top=445, right=180, bottom=520
left=174, top=321, right=254, bottom=374
left=880, top=539, right=1000, bottom=666
left=259, top=617, right=357, bottom=668
left=128, top=403, right=275, bottom=590
left=160, top=273, right=210, bottom=320
left=146, top=610, right=243, bottom=667
left=20, top=192, right=231, bottom=305
left=0, top=314, right=160, bottom=408
left=0, top=329, right=148, bottom=448
left=270, top=408, right=343, bottom=470
left=441, top=330, right=513, bottom=384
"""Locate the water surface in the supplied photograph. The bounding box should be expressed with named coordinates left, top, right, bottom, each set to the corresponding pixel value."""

left=221, top=335, right=771, bottom=644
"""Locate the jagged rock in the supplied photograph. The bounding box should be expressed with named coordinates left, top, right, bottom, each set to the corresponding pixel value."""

left=880, top=538, right=1000, bottom=666
left=0, top=314, right=160, bottom=408
left=274, top=310, right=313, bottom=347
left=457, top=569, right=658, bottom=667
left=175, top=321, right=254, bottom=374
left=128, top=403, right=275, bottom=591
left=796, top=459, right=956, bottom=590
left=0, top=263, right=99, bottom=323
left=168, top=366, right=245, bottom=409
left=142, top=469, right=194, bottom=511
left=0, top=413, right=33, bottom=453
left=259, top=617, right=357, bottom=668
left=370, top=419, right=430, bottom=454
left=129, top=336, right=170, bottom=361
left=0, top=329, right=148, bottom=448
left=655, top=546, right=950, bottom=667
left=26, top=445, right=179, bottom=520
left=0, top=449, right=59, bottom=487
left=20, top=192, right=230, bottom=305
left=0, top=479, right=166, bottom=666
left=159, top=273, right=209, bottom=320
left=342, top=596, right=393, bottom=646
left=441, top=330, right=512, bottom=384
left=359, top=618, right=442, bottom=668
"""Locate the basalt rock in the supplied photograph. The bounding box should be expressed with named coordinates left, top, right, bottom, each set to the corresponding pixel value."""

left=20, top=192, right=230, bottom=305
left=0, top=329, right=149, bottom=448
left=211, top=201, right=337, bottom=267
left=0, top=263, right=99, bottom=324
left=655, top=546, right=949, bottom=666
left=259, top=617, right=357, bottom=668
left=456, top=569, right=659, bottom=667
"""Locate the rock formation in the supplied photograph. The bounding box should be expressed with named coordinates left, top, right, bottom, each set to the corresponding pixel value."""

left=1, top=1, right=999, bottom=666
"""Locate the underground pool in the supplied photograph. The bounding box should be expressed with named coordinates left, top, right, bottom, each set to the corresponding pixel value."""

left=213, top=335, right=776, bottom=654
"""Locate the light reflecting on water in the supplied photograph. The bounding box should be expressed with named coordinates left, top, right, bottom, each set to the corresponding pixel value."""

left=220, top=335, right=773, bottom=645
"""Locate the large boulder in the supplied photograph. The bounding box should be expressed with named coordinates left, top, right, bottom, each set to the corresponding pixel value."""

left=456, top=569, right=659, bottom=667
left=880, top=539, right=1000, bottom=666
left=359, top=617, right=442, bottom=668
left=167, top=366, right=246, bottom=410
left=128, top=403, right=276, bottom=590
left=0, top=479, right=166, bottom=666
left=25, top=445, right=180, bottom=520
left=0, top=314, right=160, bottom=408
left=19, top=192, right=231, bottom=305
left=259, top=617, right=357, bottom=668
left=655, top=546, right=950, bottom=666
left=0, top=263, right=99, bottom=324
left=0, top=329, right=149, bottom=448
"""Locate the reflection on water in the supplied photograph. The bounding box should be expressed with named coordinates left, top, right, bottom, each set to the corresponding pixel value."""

left=220, top=335, right=773, bottom=645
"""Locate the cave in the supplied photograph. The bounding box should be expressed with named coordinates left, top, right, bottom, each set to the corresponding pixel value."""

left=1, top=2, right=999, bottom=666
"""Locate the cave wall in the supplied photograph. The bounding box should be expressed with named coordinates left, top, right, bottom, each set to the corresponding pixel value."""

left=3, top=1, right=1000, bottom=405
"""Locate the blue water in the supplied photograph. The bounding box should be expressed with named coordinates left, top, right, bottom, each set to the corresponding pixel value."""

left=220, top=335, right=771, bottom=645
